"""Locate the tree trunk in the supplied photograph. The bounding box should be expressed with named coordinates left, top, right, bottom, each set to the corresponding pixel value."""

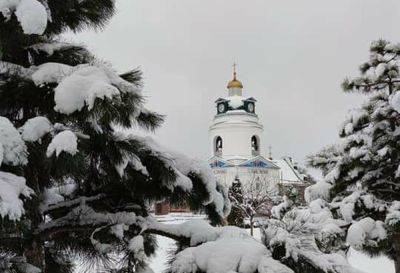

left=393, top=233, right=400, bottom=273
left=24, top=207, right=45, bottom=271
left=250, top=216, right=254, bottom=236
left=24, top=239, right=45, bottom=271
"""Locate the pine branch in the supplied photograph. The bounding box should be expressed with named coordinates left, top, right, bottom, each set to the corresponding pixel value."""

left=40, top=194, right=105, bottom=213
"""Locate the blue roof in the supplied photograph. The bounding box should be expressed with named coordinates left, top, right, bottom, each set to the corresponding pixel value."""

left=208, top=156, right=279, bottom=169
left=238, top=156, right=279, bottom=169
left=208, top=157, right=233, bottom=168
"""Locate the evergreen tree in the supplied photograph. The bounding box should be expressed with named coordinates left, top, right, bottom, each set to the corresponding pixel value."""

left=262, top=183, right=354, bottom=273
left=0, top=2, right=380, bottom=273
left=227, top=178, right=245, bottom=227
left=308, top=39, right=400, bottom=273
left=261, top=198, right=353, bottom=273
left=0, top=2, right=229, bottom=272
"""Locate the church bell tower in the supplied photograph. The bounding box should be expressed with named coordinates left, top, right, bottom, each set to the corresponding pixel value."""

left=208, top=64, right=309, bottom=198
left=209, top=65, right=264, bottom=162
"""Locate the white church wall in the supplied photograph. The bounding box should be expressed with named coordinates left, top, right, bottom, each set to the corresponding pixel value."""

left=209, top=113, right=263, bottom=158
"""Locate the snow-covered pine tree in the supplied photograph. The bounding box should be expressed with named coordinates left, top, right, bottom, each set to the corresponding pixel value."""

left=261, top=180, right=356, bottom=273
left=261, top=198, right=355, bottom=273
left=307, top=39, right=400, bottom=273
left=227, top=177, right=245, bottom=227
left=0, top=1, right=229, bottom=272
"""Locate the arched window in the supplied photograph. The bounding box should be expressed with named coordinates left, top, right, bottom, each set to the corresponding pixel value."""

left=251, top=135, right=260, bottom=156
left=214, top=136, right=223, bottom=156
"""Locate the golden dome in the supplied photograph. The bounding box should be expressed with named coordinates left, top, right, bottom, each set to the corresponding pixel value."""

left=227, top=76, right=243, bottom=89
left=227, top=63, right=243, bottom=89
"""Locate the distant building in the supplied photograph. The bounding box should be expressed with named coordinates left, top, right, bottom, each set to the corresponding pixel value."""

left=155, top=66, right=311, bottom=215
left=208, top=65, right=310, bottom=202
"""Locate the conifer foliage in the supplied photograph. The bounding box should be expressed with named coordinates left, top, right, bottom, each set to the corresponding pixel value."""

left=227, top=178, right=245, bottom=228
left=262, top=197, right=354, bottom=273
left=0, top=1, right=229, bottom=272
left=307, top=39, right=400, bottom=273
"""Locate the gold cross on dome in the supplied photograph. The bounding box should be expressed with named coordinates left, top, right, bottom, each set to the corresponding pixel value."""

left=232, top=62, right=237, bottom=78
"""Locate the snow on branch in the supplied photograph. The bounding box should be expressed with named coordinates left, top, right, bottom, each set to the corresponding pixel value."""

left=0, top=171, right=33, bottom=220
left=1, top=61, right=143, bottom=117
left=145, top=219, right=220, bottom=246
left=271, top=195, right=293, bottom=219
left=347, top=217, right=387, bottom=250
left=145, top=219, right=294, bottom=273
left=262, top=203, right=360, bottom=273
left=53, top=65, right=122, bottom=114
left=0, top=116, right=27, bottom=166
left=330, top=186, right=385, bottom=224
left=37, top=206, right=295, bottom=273
left=0, top=0, right=49, bottom=35
left=304, top=181, right=332, bottom=203
left=29, top=42, right=81, bottom=56
left=38, top=204, right=142, bottom=235
left=19, top=116, right=52, bottom=142
left=40, top=194, right=104, bottom=214
left=342, top=40, right=400, bottom=94
left=0, top=254, right=41, bottom=273
left=46, top=130, right=78, bottom=157
left=138, top=136, right=230, bottom=218
left=31, top=62, right=74, bottom=85
left=171, top=237, right=293, bottom=273
left=30, top=62, right=143, bottom=115
left=386, top=201, right=400, bottom=228
left=0, top=61, right=33, bottom=79
left=115, top=155, right=149, bottom=178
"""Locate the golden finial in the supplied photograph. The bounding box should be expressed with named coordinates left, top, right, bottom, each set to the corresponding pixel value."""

left=227, top=62, right=243, bottom=89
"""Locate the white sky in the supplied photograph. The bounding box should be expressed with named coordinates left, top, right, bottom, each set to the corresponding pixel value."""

left=65, top=0, right=400, bottom=170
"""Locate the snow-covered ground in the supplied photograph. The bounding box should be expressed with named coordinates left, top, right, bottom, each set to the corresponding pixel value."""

left=148, top=213, right=395, bottom=273
left=149, top=213, right=205, bottom=272
left=348, top=248, right=394, bottom=273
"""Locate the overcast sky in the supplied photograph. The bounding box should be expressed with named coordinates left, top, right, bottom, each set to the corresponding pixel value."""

left=66, top=0, right=400, bottom=169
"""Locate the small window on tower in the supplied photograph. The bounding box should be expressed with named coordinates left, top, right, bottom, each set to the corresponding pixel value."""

left=215, top=136, right=223, bottom=156
left=251, top=135, right=260, bottom=156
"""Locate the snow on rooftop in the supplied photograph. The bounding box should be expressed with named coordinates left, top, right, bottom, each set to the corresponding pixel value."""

left=224, top=155, right=249, bottom=162
left=227, top=96, right=244, bottom=109
left=224, top=109, right=248, bottom=115
left=272, top=157, right=303, bottom=182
